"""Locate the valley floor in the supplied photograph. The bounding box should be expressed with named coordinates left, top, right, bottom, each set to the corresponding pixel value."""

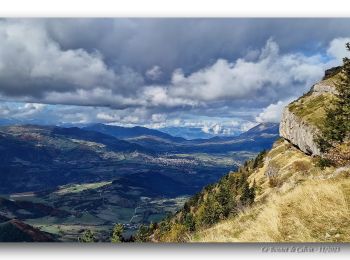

left=1, top=184, right=190, bottom=242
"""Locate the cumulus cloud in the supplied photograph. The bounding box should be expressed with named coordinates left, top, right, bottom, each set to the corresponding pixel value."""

left=255, top=99, right=294, bottom=123
left=0, top=19, right=144, bottom=107
left=1, top=18, right=350, bottom=131
left=164, top=39, right=326, bottom=103
left=0, top=104, right=10, bottom=116
left=96, top=112, right=120, bottom=122
left=0, top=20, right=112, bottom=94
left=0, top=19, right=344, bottom=111
left=240, top=121, right=259, bottom=132
left=151, top=113, right=166, bottom=123
left=201, top=123, right=237, bottom=135
left=146, top=65, right=162, bottom=80
left=327, top=37, right=350, bottom=63
left=45, top=18, right=350, bottom=78
left=142, top=86, right=198, bottom=108
left=202, top=124, right=220, bottom=134
left=0, top=102, right=46, bottom=118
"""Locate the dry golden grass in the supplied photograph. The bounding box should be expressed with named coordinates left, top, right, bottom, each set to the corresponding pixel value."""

left=192, top=140, right=350, bottom=243
left=161, top=223, right=189, bottom=243
left=288, top=92, right=333, bottom=129
left=192, top=179, right=350, bottom=242
left=248, top=140, right=317, bottom=202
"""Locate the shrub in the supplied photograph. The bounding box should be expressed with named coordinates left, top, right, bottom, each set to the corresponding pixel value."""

left=253, top=150, right=267, bottom=169
left=293, top=160, right=311, bottom=173
left=268, top=177, right=281, bottom=188
left=184, top=213, right=196, bottom=232
left=165, top=223, right=188, bottom=242
left=111, top=223, right=124, bottom=243
left=78, top=230, right=96, bottom=243
left=134, top=224, right=157, bottom=242
left=315, top=156, right=334, bottom=170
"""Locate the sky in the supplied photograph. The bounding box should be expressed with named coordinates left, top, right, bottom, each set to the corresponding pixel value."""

left=0, top=18, right=350, bottom=135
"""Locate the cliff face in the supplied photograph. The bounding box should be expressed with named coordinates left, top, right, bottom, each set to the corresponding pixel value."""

left=279, top=107, right=321, bottom=155
left=279, top=68, right=340, bottom=156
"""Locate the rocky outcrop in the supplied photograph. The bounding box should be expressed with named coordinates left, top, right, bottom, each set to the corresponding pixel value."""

left=279, top=66, right=342, bottom=156
left=311, top=81, right=337, bottom=95
left=323, top=66, right=342, bottom=79
left=311, top=66, right=341, bottom=95
left=279, top=107, right=321, bottom=155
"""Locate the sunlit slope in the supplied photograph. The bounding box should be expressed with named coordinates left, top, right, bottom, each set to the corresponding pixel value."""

left=192, top=140, right=350, bottom=242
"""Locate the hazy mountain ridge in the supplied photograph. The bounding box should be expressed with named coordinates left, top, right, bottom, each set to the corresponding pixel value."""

left=84, top=124, right=186, bottom=142
left=159, top=126, right=241, bottom=140
left=84, top=122, right=279, bottom=154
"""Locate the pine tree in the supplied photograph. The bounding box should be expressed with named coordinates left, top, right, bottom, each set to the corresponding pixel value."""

left=317, top=43, right=350, bottom=152
left=184, top=213, right=196, bottom=231
left=215, top=183, right=236, bottom=218
left=202, top=196, right=223, bottom=226
left=111, top=223, right=124, bottom=243
left=134, top=224, right=156, bottom=242
left=253, top=150, right=267, bottom=169
left=240, top=180, right=255, bottom=206
left=249, top=179, right=256, bottom=203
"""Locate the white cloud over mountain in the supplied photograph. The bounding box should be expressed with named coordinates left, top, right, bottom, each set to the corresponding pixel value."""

left=255, top=99, right=294, bottom=123
left=1, top=19, right=350, bottom=133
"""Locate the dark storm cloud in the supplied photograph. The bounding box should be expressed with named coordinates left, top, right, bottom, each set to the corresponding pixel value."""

left=45, top=18, right=350, bottom=77
left=1, top=18, right=350, bottom=128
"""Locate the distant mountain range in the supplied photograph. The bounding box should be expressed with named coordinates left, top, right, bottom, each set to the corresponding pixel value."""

left=159, top=126, right=241, bottom=140
left=83, top=123, right=185, bottom=142
left=83, top=122, right=279, bottom=153
left=52, top=126, right=151, bottom=154
left=0, top=121, right=279, bottom=241
left=0, top=122, right=279, bottom=193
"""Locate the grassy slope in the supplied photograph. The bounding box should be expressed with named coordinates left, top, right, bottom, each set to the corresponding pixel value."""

left=287, top=71, right=340, bottom=129
left=288, top=93, right=333, bottom=129
left=192, top=140, right=350, bottom=242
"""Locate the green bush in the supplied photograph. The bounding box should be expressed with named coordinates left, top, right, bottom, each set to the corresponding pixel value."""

left=111, top=223, right=124, bottom=243
left=315, top=156, right=334, bottom=170
left=78, top=229, right=96, bottom=243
